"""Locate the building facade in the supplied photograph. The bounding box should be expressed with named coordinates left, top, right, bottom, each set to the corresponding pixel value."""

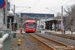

left=0, top=1, right=10, bottom=30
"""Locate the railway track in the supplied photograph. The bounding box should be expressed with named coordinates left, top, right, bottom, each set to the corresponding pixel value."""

left=28, top=33, right=75, bottom=50
left=37, top=31, right=75, bottom=40
left=45, top=32, right=75, bottom=40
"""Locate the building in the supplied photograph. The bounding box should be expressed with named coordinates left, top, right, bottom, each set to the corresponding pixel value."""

left=0, top=9, right=4, bottom=31
left=37, top=17, right=61, bottom=31
left=37, top=19, right=46, bottom=29
left=21, top=13, right=54, bottom=19
left=0, top=1, right=10, bottom=30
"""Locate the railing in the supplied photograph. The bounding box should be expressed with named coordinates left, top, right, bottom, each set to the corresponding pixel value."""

left=0, top=44, right=3, bottom=50
left=0, top=34, right=9, bottom=50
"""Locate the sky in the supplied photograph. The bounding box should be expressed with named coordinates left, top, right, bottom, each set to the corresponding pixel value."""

left=9, top=0, right=75, bottom=16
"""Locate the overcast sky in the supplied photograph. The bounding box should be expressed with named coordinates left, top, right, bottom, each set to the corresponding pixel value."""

left=9, top=0, right=75, bottom=16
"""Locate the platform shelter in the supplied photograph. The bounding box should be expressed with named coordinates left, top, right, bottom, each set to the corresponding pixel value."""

left=45, top=18, right=61, bottom=31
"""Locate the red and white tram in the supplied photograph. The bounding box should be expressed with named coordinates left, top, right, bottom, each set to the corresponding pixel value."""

left=25, top=20, right=36, bottom=33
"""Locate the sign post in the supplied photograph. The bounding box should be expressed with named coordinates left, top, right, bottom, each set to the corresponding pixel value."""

left=63, top=17, right=66, bottom=34
left=61, top=6, right=64, bottom=34
left=0, top=0, right=6, bottom=9
left=71, top=17, right=73, bottom=35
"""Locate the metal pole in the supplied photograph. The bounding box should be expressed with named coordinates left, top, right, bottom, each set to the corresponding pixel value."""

left=61, top=6, right=64, bottom=34
left=17, top=18, right=18, bottom=29
left=10, top=19, right=11, bottom=30
left=4, top=0, right=8, bottom=29
left=13, top=5, right=15, bottom=32
left=45, top=14, right=46, bottom=20
left=45, top=14, right=47, bottom=29
left=71, top=17, right=73, bottom=34
left=21, top=17, right=22, bottom=33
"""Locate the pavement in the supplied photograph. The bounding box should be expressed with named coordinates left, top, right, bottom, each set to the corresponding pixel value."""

left=15, top=29, right=25, bottom=33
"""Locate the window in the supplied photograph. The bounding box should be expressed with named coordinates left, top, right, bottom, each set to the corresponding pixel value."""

left=27, top=23, right=35, bottom=29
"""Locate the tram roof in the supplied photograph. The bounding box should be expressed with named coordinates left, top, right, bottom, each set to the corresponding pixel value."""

left=25, top=20, right=36, bottom=23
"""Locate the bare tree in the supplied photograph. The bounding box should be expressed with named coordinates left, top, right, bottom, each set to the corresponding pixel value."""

left=65, top=5, right=75, bottom=30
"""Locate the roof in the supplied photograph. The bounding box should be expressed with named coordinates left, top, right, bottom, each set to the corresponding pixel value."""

left=45, top=18, right=61, bottom=22
left=25, top=20, right=36, bottom=23
left=21, top=13, right=54, bottom=18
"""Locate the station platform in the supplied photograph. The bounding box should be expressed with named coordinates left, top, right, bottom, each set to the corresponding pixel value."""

left=37, top=29, right=75, bottom=34
left=15, top=29, right=25, bottom=33
left=45, top=30, right=75, bottom=34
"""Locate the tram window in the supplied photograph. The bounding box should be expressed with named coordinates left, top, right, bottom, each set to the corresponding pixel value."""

left=27, top=23, right=35, bottom=28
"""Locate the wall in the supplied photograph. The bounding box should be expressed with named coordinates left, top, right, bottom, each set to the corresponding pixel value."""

left=0, top=9, right=3, bottom=31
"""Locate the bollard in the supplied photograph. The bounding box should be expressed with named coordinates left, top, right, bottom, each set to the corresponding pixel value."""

left=70, top=33, right=71, bottom=35
left=18, top=39, right=21, bottom=46
left=64, top=30, right=65, bottom=34
left=21, top=29, right=22, bottom=33
left=62, top=29, right=63, bottom=34
left=20, top=28, right=21, bottom=33
left=13, top=33, right=16, bottom=38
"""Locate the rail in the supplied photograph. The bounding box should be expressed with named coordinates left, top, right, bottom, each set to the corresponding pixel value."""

left=34, top=33, right=75, bottom=50
left=28, top=33, right=56, bottom=50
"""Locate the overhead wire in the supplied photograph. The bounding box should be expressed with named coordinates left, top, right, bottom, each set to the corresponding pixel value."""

left=46, top=0, right=72, bottom=14
left=10, top=3, right=31, bottom=13
left=15, top=6, right=30, bottom=8
left=32, top=0, right=38, bottom=7
left=32, top=0, right=40, bottom=12
left=53, top=0, right=72, bottom=10
left=16, top=8, right=30, bottom=13
left=63, top=0, right=72, bottom=6
left=46, top=7, right=58, bottom=13
left=46, top=0, right=64, bottom=13
left=50, top=0, right=64, bottom=9
left=31, top=0, right=38, bottom=13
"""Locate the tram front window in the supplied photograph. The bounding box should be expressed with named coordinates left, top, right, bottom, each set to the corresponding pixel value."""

left=27, top=23, right=35, bottom=29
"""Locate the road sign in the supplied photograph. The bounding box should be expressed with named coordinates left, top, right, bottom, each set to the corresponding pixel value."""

left=0, top=0, right=6, bottom=9
left=63, top=17, right=66, bottom=25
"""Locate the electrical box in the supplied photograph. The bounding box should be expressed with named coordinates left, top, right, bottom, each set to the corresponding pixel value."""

left=0, top=32, right=2, bottom=38
left=13, top=33, right=16, bottom=38
left=4, top=29, right=12, bottom=38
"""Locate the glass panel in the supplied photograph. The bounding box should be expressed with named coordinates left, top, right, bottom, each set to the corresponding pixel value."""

left=27, top=23, right=35, bottom=29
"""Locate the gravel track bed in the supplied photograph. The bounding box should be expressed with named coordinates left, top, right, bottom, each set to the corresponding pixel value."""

left=45, top=31, right=75, bottom=37
left=46, top=33, right=75, bottom=40
left=31, top=34, right=69, bottom=50
left=24, top=33, right=42, bottom=50
left=37, top=33, right=75, bottom=46
left=11, top=33, right=28, bottom=50
left=37, top=31, right=75, bottom=37
left=65, top=34, right=75, bottom=37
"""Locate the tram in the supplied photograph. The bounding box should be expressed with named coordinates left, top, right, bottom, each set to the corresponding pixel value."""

left=25, top=20, right=36, bottom=33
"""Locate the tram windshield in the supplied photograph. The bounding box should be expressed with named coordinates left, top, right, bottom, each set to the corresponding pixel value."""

left=27, top=23, right=35, bottom=29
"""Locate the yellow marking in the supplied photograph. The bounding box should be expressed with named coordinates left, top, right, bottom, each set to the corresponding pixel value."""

left=70, top=33, right=71, bottom=35
left=18, top=39, right=21, bottom=42
left=18, top=42, right=21, bottom=44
